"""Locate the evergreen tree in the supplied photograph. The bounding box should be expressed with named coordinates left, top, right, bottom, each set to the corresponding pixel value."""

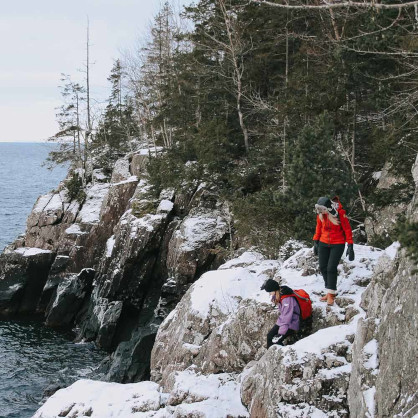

left=93, top=59, right=138, bottom=171
left=282, top=113, right=356, bottom=240
left=45, top=74, right=85, bottom=168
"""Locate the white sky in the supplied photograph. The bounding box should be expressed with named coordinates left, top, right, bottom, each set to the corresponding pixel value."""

left=0, top=0, right=192, bottom=142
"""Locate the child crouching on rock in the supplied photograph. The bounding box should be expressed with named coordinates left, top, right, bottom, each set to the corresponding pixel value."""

left=261, top=279, right=300, bottom=348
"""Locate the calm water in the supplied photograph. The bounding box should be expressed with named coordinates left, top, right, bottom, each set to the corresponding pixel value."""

left=0, top=143, right=105, bottom=418
left=0, top=142, right=67, bottom=251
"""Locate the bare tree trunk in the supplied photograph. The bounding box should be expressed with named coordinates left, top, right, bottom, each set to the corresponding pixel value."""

left=351, top=93, right=357, bottom=168
left=218, top=0, right=250, bottom=153
left=84, top=18, right=92, bottom=186
left=282, top=24, right=289, bottom=190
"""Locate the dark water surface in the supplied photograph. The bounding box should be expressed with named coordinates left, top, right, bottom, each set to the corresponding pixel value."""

left=0, top=320, right=105, bottom=418
left=0, top=143, right=106, bottom=417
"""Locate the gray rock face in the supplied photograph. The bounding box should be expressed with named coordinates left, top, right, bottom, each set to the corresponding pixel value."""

left=241, top=338, right=352, bottom=418
left=25, top=188, right=82, bottom=251
left=151, top=255, right=279, bottom=387
left=365, top=162, right=409, bottom=244
left=45, top=268, right=95, bottom=327
left=165, top=206, right=229, bottom=292
left=349, top=153, right=418, bottom=417
left=0, top=248, right=55, bottom=316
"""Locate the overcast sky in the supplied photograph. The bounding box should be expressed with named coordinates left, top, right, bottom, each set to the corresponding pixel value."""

left=0, top=0, right=191, bottom=142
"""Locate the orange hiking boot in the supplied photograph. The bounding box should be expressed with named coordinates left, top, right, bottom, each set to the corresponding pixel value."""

left=327, top=293, right=336, bottom=306
left=320, top=294, right=328, bottom=302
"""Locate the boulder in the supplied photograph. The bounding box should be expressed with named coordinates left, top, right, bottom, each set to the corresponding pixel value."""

left=348, top=153, right=418, bottom=417
left=0, top=248, right=55, bottom=316
left=45, top=268, right=95, bottom=327
left=151, top=255, right=279, bottom=385
left=165, top=206, right=229, bottom=296
left=241, top=330, right=353, bottom=418
left=152, top=244, right=382, bottom=415
left=365, top=162, right=410, bottom=244
left=33, top=371, right=248, bottom=418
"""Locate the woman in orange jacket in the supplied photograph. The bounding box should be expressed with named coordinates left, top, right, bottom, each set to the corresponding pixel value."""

left=313, top=196, right=354, bottom=306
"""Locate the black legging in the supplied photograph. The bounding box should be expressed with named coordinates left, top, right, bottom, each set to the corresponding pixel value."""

left=267, top=325, right=295, bottom=348
left=318, top=242, right=345, bottom=292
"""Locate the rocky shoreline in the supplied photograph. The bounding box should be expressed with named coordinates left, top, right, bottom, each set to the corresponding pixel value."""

left=1, top=149, right=417, bottom=417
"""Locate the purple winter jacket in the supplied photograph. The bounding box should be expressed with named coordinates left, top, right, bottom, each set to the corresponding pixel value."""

left=272, top=295, right=300, bottom=335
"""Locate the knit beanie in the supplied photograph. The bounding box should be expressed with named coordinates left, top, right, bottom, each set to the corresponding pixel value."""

left=261, top=278, right=280, bottom=292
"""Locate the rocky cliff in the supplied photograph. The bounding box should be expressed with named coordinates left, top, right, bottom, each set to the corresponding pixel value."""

left=2, top=149, right=417, bottom=417
left=348, top=154, right=418, bottom=418
left=0, top=148, right=230, bottom=384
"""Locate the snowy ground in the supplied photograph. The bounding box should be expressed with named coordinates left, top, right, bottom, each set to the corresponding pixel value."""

left=33, top=243, right=397, bottom=418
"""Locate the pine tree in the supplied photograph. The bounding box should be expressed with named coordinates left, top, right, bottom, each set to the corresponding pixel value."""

left=93, top=60, right=138, bottom=171
left=45, top=74, right=85, bottom=168
left=282, top=113, right=356, bottom=240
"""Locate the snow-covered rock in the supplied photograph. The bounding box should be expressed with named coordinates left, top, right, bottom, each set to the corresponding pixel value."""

left=0, top=248, right=55, bottom=316
left=151, top=243, right=383, bottom=416
left=152, top=253, right=279, bottom=383
left=364, top=161, right=409, bottom=244
left=34, top=370, right=248, bottom=418
left=348, top=154, right=418, bottom=417
left=165, top=207, right=229, bottom=292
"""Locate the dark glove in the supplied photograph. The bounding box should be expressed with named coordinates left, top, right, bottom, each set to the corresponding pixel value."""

left=272, top=334, right=286, bottom=346
left=313, top=240, right=319, bottom=256
left=346, top=243, right=355, bottom=261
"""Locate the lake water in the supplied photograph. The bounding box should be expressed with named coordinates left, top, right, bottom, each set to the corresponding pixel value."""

left=0, top=143, right=105, bottom=418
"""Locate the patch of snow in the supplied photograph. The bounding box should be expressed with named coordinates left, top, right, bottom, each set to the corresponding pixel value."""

left=276, top=402, right=329, bottom=417
left=363, top=339, right=379, bottom=371
left=8, top=284, right=24, bottom=292
left=65, top=224, right=87, bottom=235
left=372, top=171, right=382, bottom=181
left=137, top=147, right=163, bottom=156
left=385, top=241, right=400, bottom=260
left=76, top=184, right=110, bottom=224
left=113, top=175, right=138, bottom=186
left=105, top=235, right=116, bottom=258
left=363, top=386, right=376, bottom=418
left=34, top=371, right=248, bottom=418
left=167, top=370, right=249, bottom=417
left=219, top=250, right=265, bottom=270
left=33, top=379, right=162, bottom=418
left=92, top=169, right=107, bottom=182
left=177, top=212, right=228, bottom=252
left=130, top=212, right=166, bottom=235
left=318, top=364, right=351, bottom=379
left=190, top=256, right=279, bottom=319
left=157, top=199, right=174, bottom=214
left=43, top=192, right=63, bottom=212
left=14, top=247, right=52, bottom=257
left=32, top=193, right=54, bottom=213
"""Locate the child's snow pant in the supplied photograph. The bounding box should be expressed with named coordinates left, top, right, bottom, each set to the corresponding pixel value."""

left=318, top=242, right=345, bottom=293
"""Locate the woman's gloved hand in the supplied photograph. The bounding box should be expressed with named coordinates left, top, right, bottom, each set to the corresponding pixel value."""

left=272, top=334, right=286, bottom=346
left=346, top=243, right=355, bottom=261
left=313, top=240, right=319, bottom=256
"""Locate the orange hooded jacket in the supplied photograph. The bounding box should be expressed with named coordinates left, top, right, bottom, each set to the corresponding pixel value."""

left=313, top=198, right=353, bottom=245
